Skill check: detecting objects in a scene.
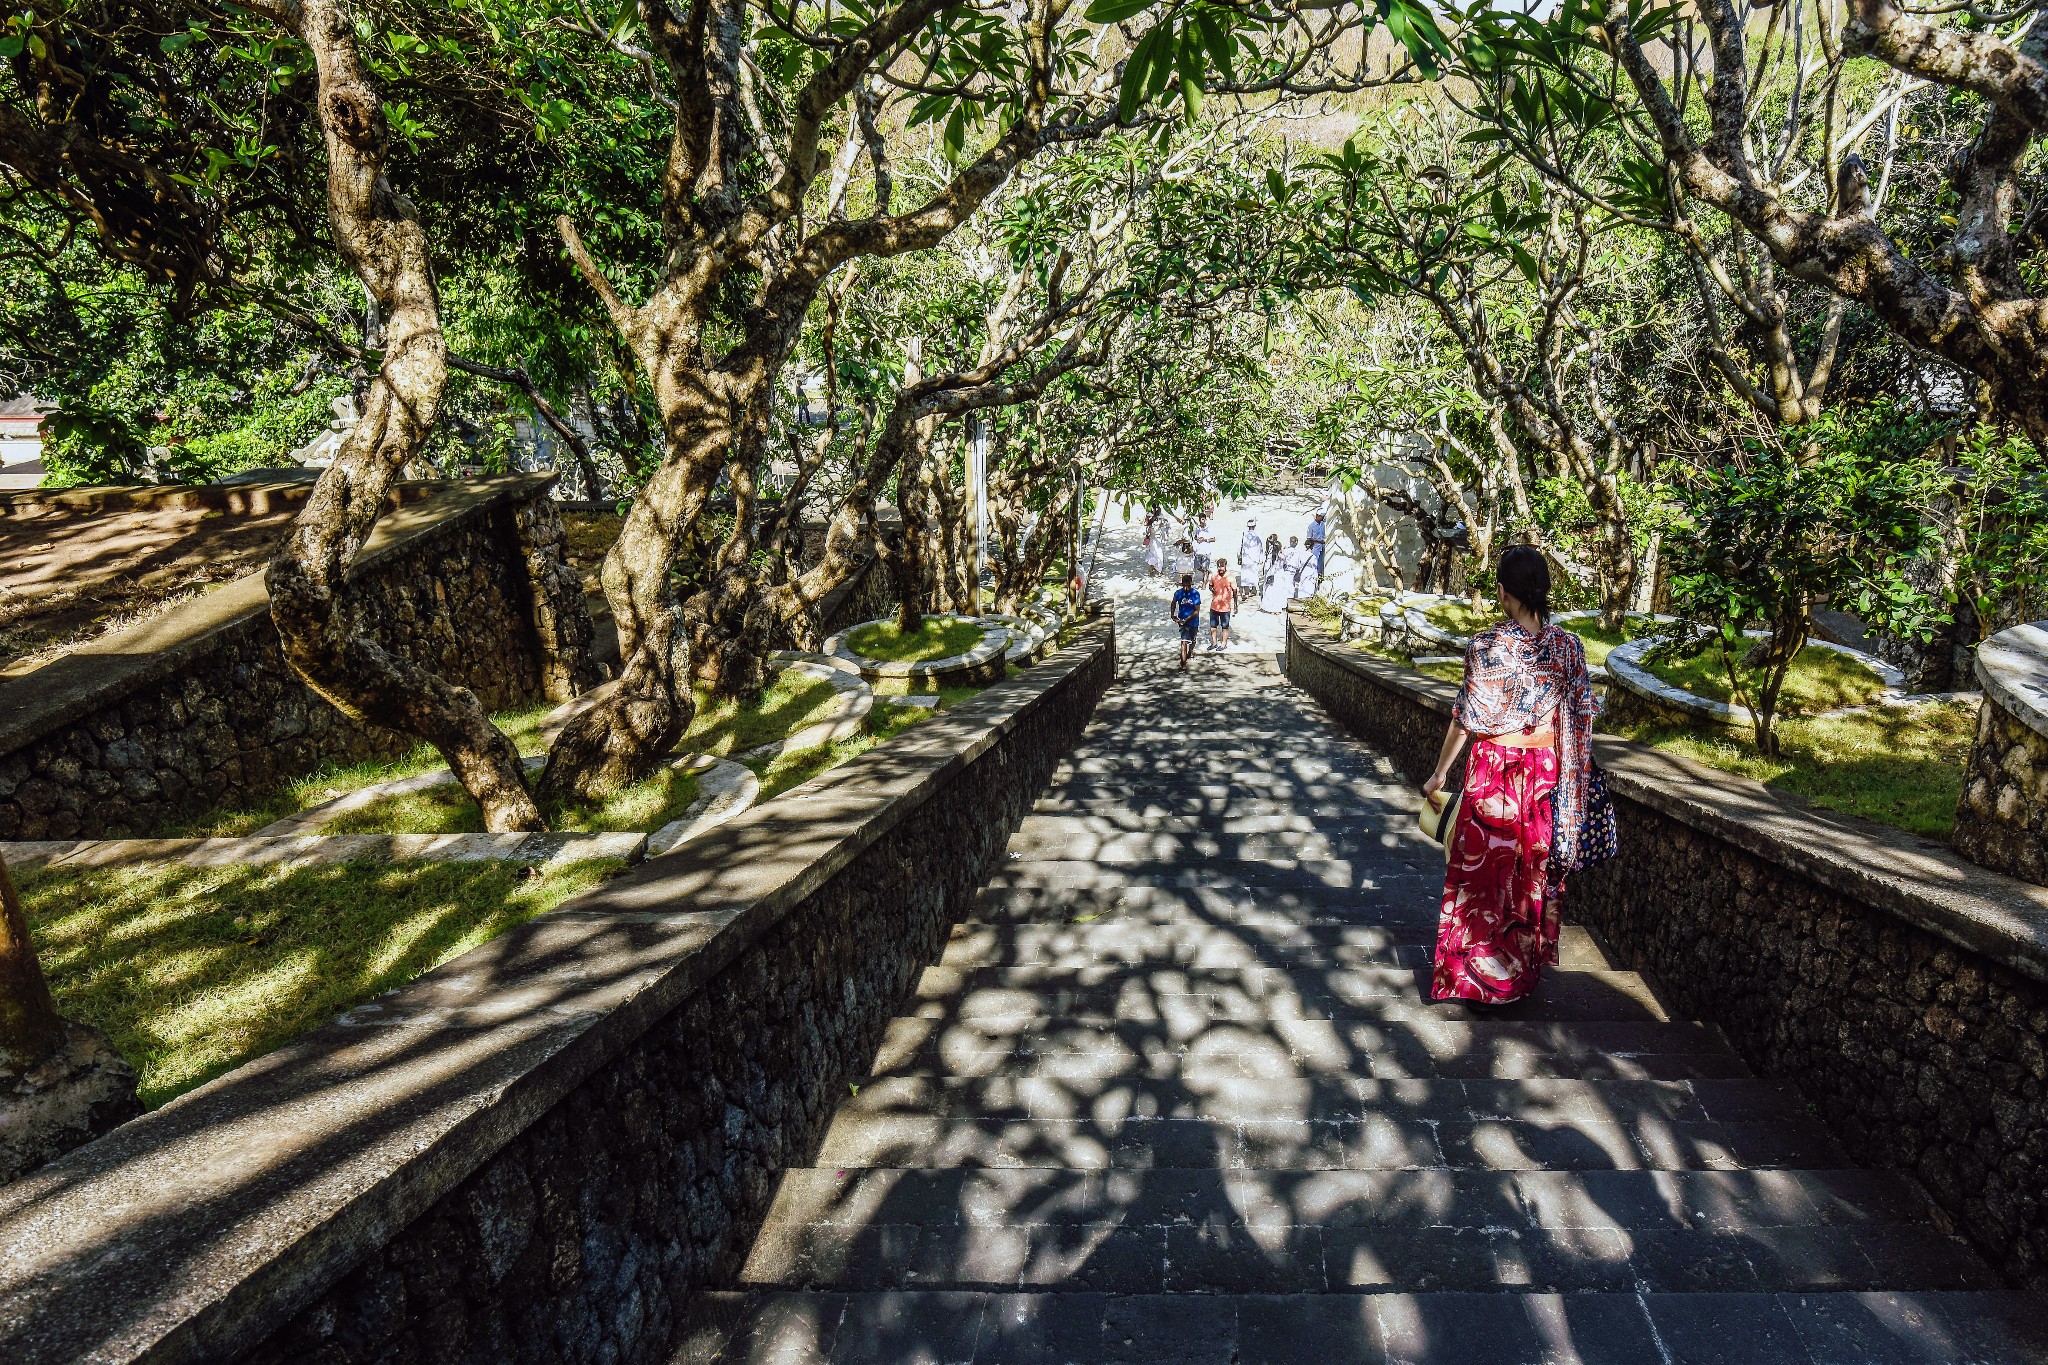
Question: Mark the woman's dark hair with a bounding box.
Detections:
[1496,545,1552,622]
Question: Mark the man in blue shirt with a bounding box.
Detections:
[1171,573,1202,670]
[1305,510,1328,579]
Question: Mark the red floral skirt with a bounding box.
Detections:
[1431,739,1560,1004]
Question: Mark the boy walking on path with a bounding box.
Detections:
[1171,573,1202,670]
[1208,559,1235,651]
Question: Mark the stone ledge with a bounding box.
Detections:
[0,619,1115,1365]
[4,830,648,875]
[0,475,556,757]
[1288,610,2048,986]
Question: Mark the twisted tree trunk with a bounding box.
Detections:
[257,0,542,831]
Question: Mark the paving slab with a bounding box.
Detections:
[690,561,2047,1360]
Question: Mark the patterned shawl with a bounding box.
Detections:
[1453,620,1600,872]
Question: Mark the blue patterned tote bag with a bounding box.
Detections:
[1562,761,1619,873]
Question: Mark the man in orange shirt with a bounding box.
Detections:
[1207,558,1236,652]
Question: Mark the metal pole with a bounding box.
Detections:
[970,415,989,610]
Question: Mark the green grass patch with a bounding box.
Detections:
[321,767,701,835]
[1639,636,1886,715]
[175,669,846,838]
[1559,617,1659,669]
[847,617,985,663]
[1607,701,1975,837]
[747,703,934,801]
[1416,659,1465,684]
[168,702,561,837]
[21,856,624,1106]
[1421,601,1500,636]
[682,670,841,757]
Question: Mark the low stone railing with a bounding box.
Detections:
[1286,608,2048,1288]
[1956,621,2048,887]
[0,475,597,841]
[0,619,1115,1365]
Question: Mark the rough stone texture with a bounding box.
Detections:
[1957,698,2048,888]
[1957,624,2048,889]
[1286,610,2048,1289]
[238,627,1113,1365]
[511,494,607,702]
[0,477,591,840]
[0,1021,142,1183]
[0,623,1114,1365]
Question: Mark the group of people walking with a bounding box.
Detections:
[1144,507,1328,625]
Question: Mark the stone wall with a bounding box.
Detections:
[1287,610,2048,1288]
[0,622,1116,1365]
[1955,622,2048,887]
[0,476,593,840]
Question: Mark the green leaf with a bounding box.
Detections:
[1509,243,1540,285]
[1174,30,1204,120]
[1086,0,1155,21]
[0,35,21,59]
[159,32,194,54]
[1193,11,1234,83]
[1119,25,1166,122]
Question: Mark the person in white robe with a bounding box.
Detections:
[1280,536,1312,603]
[1260,537,1294,612]
[1237,520,1262,596]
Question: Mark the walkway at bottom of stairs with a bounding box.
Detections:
[679,649,2048,1365]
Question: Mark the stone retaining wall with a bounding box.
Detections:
[1286,610,2048,1288]
[0,620,1116,1365]
[0,476,595,840]
[1956,622,2048,887]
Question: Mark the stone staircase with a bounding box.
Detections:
[680,656,2048,1363]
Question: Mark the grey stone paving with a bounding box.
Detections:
[682,653,2048,1363]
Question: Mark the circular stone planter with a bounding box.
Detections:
[822,613,1011,688]
[1605,631,1907,729]
[980,612,1052,665]
[1338,598,1392,642]
[1955,620,2048,884]
[745,652,876,761]
[644,755,758,857]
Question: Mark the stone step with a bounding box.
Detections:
[758,1167,1942,1237]
[1030,795,1394,821]
[938,919,1449,971]
[673,1289,2048,1364]
[1002,825,1420,867]
[964,881,1444,931]
[734,1216,1996,1296]
[1017,810,1420,838]
[869,1015,1755,1082]
[981,859,1445,895]
[839,1074,1804,1127]
[812,1109,1849,1173]
[912,964,1673,1025]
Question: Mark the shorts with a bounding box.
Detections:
[1209,610,1231,628]
[1193,556,1210,573]
[1177,618,1199,641]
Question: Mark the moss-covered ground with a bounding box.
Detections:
[846,617,986,662]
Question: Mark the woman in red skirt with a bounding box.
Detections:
[1420,547,1598,1004]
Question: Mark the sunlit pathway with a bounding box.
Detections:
[1089,494,1321,666]
[682,594,2048,1362]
